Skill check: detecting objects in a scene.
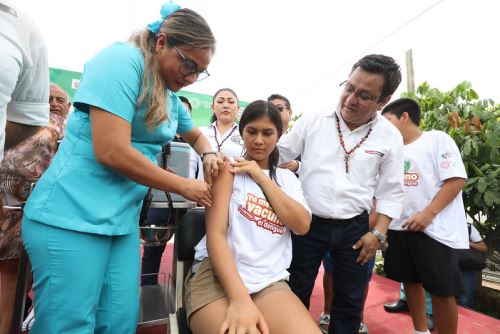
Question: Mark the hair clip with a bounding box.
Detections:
[147,1,181,34]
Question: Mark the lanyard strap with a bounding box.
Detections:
[213,125,237,152]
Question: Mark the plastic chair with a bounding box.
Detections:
[169,208,206,334]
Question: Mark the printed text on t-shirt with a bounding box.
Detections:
[238,193,285,235]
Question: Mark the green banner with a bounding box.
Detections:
[49,67,248,127]
[49,67,81,102]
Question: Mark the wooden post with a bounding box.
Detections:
[406,49,415,93]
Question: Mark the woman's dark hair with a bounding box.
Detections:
[179,95,192,112]
[239,100,283,183]
[210,88,239,123]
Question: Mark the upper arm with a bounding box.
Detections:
[90,106,131,161]
[180,127,203,147]
[206,165,234,238]
[442,176,466,189]
[73,44,142,123]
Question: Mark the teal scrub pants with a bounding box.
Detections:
[22,218,140,334]
[400,282,433,315]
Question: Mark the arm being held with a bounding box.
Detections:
[206,164,269,334]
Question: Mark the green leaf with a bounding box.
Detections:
[483,191,497,207]
[473,192,483,206]
[468,89,479,100]
[463,140,472,156]
[471,140,479,156]
[490,147,498,163]
[467,177,479,183]
[477,178,487,193]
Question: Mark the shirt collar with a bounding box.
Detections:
[332,107,380,133]
[208,121,239,135]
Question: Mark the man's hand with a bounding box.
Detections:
[402,209,435,232]
[353,232,379,265]
[279,160,299,172]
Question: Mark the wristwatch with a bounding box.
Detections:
[370,228,387,244]
[200,151,217,160]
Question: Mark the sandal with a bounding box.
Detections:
[319,312,330,334]
[359,322,369,334]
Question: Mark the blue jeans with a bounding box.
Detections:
[289,213,369,334]
[456,270,476,308]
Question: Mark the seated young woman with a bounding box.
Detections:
[186,100,321,334]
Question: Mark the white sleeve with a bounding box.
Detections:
[189,147,201,179]
[469,224,482,243]
[433,131,467,181]
[278,114,307,164]
[6,15,49,126]
[279,169,311,216]
[375,134,405,220]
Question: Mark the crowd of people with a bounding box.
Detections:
[0,1,490,334]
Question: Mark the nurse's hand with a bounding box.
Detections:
[202,152,224,185]
[180,179,212,207]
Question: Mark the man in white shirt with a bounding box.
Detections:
[382,98,468,334]
[268,94,300,173]
[279,54,404,333]
[0,0,50,160]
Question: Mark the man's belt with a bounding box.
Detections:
[312,211,368,224]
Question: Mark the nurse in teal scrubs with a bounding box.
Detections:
[21,3,219,333]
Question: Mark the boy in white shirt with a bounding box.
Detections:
[382,98,468,334]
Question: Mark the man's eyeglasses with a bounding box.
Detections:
[340,80,381,104]
[275,105,289,113]
[171,44,210,82]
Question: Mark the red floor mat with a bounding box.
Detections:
[145,243,500,334]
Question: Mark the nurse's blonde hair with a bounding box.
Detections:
[129,9,215,129]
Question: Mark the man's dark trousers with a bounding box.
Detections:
[289,213,370,334]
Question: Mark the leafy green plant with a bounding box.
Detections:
[402,82,499,252]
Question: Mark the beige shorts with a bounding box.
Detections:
[184,257,290,323]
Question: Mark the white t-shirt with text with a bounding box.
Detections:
[389,130,468,249]
[194,167,311,294]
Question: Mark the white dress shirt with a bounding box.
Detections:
[0,0,50,159]
[278,108,404,220]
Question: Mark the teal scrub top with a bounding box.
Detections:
[24,42,194,235]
